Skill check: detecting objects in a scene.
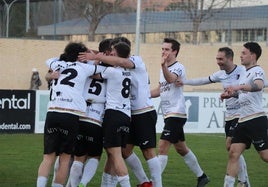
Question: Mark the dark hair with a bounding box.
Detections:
[163,38,180,57]
[218,47,234,59]
[111,37,131,47]
[243,42,262,60]
[60,42,87,62]
[113,42,130,58]
[99,38,112,53]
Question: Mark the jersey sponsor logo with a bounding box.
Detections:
[255,71,263,77]
[122,71,131,76]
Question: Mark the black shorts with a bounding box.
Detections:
[160,117,187,144]
[102,109,131,149]
[43,112,80,155]
[128,110,157,149]
[73,121,103,157]
[232,116,268,151]
[224,118,239,138]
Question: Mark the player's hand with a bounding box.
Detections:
[220,91,230,101]
[78,50,95,62]
[175,78,184,87]
[161,53,169,66]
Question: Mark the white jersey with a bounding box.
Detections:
[159,61,186,118]
[80,62,107,126]
[209,65,245,120]
[46,57,104,116]
[129,56,154,115]
[100,66,131,117]
[238,65,266,122]
[79,103,105,127]
[83,61,107,104]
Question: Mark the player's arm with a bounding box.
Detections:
[78,51,134,69]
[45,69,60,82]
[183,77,211,85]
[176,77,211,86]
[233,79,263,92]
[222,79,264,100]
[150,84,160,98]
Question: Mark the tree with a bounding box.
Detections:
[166,0,232,44]
[165,0,263,45]
[63,0,130,41]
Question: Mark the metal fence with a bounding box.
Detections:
[1,0,268,53]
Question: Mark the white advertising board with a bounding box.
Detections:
[35,91,268,133]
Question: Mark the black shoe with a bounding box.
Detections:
[197,173,210,187]
[237,181,249,187]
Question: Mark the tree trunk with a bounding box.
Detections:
[192,18,200,45]
[88,20,99,41]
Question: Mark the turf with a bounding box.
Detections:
[0,133,267,187]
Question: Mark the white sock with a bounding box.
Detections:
[37,176,47,187]
[101,172,118,187]
[125,152,149,183]
[80,158,99,186]
[224,175,235,187]
[183,150,203,177]
[69,161,84,187]
[147,157,162,187]
[238,155,250,186]
[158,154,168,173]
[52,156,60,182]
[51,182,63,187]
[65,179,71,187]
[118,175,131,187]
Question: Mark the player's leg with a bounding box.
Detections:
[174,141,209,187]
[254,117,268,162]
[123,144,150,184]
[101,161,118,187]
[54,113,80,186]
[79,122,103,187]
[79,156,100,187]
[172,117,209,187]
[69,155,87,187]
[224,143,245,187]
[37,153,57,187]
[37,112,59,187]
[157,117,177,173]
[142,148,162,187]
[225,119,250,186]
[237,155,250,187]
[52,156,59,183]
[158,139,171,173]
[106,147,131,187]
[101,109,131,187]
[53,153,73,186]
[136,110,162,187]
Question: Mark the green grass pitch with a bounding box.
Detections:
[0,133,267,187]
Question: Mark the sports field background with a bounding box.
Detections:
[1,38,268,92]
[0,133,267,187]
[1,37,268,186]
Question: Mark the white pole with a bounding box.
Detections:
[26,0,30,32]
[5,0,19,38]
[135,0,141,56]
[53,0,57,39]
